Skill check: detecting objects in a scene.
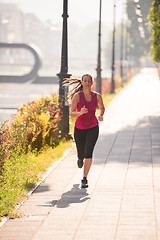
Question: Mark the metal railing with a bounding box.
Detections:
[0,43,41,83]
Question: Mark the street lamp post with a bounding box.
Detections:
[111,0,116,93]
[96,0,102,94]
[120,0,124,86]
[57,0,71,137]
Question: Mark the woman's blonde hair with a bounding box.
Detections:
[62,74,92,100]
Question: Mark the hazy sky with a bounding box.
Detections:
[2,0,124,29]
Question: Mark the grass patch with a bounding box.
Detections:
[0,139,72,218]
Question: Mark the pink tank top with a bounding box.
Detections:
[75,91,98,129]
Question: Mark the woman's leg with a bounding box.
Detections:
[82,126,99,187]
[83,158,92,178]
[74,127,86,167]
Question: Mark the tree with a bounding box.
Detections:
[148,0,160,63]
[126,0,152,65]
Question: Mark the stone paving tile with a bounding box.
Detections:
[118,219,155,226]
[33,234,74,240]
[0,230,33,237]
[75,230,114,240]
[39,221,79,230]
[0,238,30,240]
[34,233,75,240]
[116,233,157,240]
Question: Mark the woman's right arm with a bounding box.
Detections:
[70,93,88,118]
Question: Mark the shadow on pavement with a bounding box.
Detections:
[34,184,50,193]
[94,115,160,166]
[51,184,90,208]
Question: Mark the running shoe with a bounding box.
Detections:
[81,177,88,188]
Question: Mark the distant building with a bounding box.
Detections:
[0,3,61,74]
[0,3,24,42]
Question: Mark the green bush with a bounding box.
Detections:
[13,94,61,151]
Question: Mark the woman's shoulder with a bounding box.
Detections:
[73,92,80,102]
[92,91,102,101]
[91,91,100,96]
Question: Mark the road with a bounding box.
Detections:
[0,82,59,124]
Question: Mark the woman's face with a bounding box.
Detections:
[82,75,93,89]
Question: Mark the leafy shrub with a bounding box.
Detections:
[16,94,61,151]
[0,94,61,168]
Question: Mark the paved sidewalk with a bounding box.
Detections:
[1,68,160,240]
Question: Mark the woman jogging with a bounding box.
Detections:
[63,74,105,188]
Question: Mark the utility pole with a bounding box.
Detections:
[96,0,102,94]
[111,0,116,93]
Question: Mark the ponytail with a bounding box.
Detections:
[62,78,83,100]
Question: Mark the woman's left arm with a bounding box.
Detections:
[97,93,105,121]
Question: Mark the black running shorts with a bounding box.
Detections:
[74,126,99,159]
